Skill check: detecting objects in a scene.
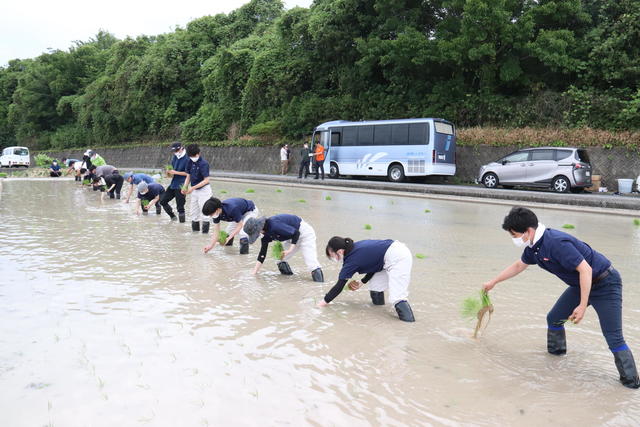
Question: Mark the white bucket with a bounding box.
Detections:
[617,179,634,193]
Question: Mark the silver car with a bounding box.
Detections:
[478,147,592,193]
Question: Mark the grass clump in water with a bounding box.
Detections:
[276,189,282,193]
[220,190,227,194]
[634,219,640,226]
[364,224,372,230]
[461,290,494,338]
[424,209,431,213]
[562,224,575,229]
[246,188,255,193]
[272,241,284,260]
[298,199,306,203]
[369,205,373,210]
[415,253,426,259]
[218,230,229,245]
[325,195,332,200]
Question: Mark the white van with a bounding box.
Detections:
[0,146,30,167]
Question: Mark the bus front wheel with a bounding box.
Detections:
[388,164,405,183]
[329,163,339,179]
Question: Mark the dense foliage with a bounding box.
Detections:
[1,0,639,150]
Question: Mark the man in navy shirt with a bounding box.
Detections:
[49,160,62,177]
[136,181,165,216]
[483,206,639,388]
[160,141,189,222]
[202,197,260,255]
[243,214,324,282]
[123,172,155,203]
[182,144,212,233]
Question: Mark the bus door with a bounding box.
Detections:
[433,121,456,164]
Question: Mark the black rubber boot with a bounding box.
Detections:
[201,221,210,234]
[155,205,162,215]
[116,193,121,199]
[614,349,640,389]
[169,213,177,221]
[311,268,324,282]
[109,192,115,199]
[191,221,200,232]
[547,328,567,355]
[370,291,385,305]
[178,213,186,223]
[277,261,294,275]
[239,238,249,254]
[225,237,235,246]
[394,300,415,322]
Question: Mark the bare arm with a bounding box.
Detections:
[483,260,529,292]
[204,223,220,253]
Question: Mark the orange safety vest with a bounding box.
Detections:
[314,144,325,161]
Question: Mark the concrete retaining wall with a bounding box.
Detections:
[35,145,640,187]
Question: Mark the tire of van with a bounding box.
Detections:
[482,172,499,189]
[552,176,570,193]
[329,163,339,179]
[387,164,405,183]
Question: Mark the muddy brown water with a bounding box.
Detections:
[1,178,640,426]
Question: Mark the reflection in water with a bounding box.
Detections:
[1,179,640,425]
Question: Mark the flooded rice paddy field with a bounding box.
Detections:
[1,178,640,426]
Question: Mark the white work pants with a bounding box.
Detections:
[224,207,261,239]
[282,220,321,271]
[366,241,412,304]
[189,185,212,222]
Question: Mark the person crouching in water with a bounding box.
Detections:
[483,206,639,388]
[202,197,260,255]
[182,144,212,234]
[135,181,165,216]
[243,214,324,282]
[92,173,124,200]
[318,237,415,322]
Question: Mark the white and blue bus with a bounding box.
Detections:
[311,118,456,182]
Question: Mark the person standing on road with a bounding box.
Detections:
[313,141,326,180]
[482,206,640,389]
[243,214,324,282]
[298,142,310,179]
[160,142,189,223]
[318,237,416,322]
[182,144,212,233]
[280,144,289,175]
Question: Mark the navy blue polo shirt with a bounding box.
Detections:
[187,157,210,186]
[213,198,256,224]
[137,182,165,200]
[51,163,60,171]
[261,214,302,242]
[169,154,188,189]
[521,228,611,286]
[339,239,394,280]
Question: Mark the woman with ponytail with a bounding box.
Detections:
[318,236,415,322]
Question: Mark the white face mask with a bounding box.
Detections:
[512,233,529,248]
[211,212,220,219]
[189,156,198,162]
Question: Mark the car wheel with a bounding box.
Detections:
[482,173,498,189]
[387,164,405,183]
[552,176,570,193]
[329,163,339,179]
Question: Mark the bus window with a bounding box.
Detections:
[435,122,454,135]
[330,129,342,146]
[343,127,357,146]
[408,123,428,145]
[373,125,391,145]
[357,126,374,146]
[392,124,409,145]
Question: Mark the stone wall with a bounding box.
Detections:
[35,144,640,186]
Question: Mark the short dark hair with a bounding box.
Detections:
[186,144,200,157]
[325,236,355,258]
[92,176,101,183]
[88,165,97,171]
[80,168,87,174]
[502,207,538,233]
[202,197,222,216]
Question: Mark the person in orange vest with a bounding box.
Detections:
[313,141,326,180]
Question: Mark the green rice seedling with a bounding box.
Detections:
[364,224,372,230]
[562,224,575,229]
[369,205,373,210]
[246,188,255,193]
[181,185,188,192]
[424,209,431,213]
[141,199,149,207]
[164,165,173,170]
[220,190,227,194]
[276,189,282,193]
[461,290,495,338]
[218,230,229,245]
[461,295,483,319]
[415,253,426,259]
[298,199,306,203]
[272,241,284,260]
[82,179,90,185]
[634,219,640,226]
[325,196,332,200]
